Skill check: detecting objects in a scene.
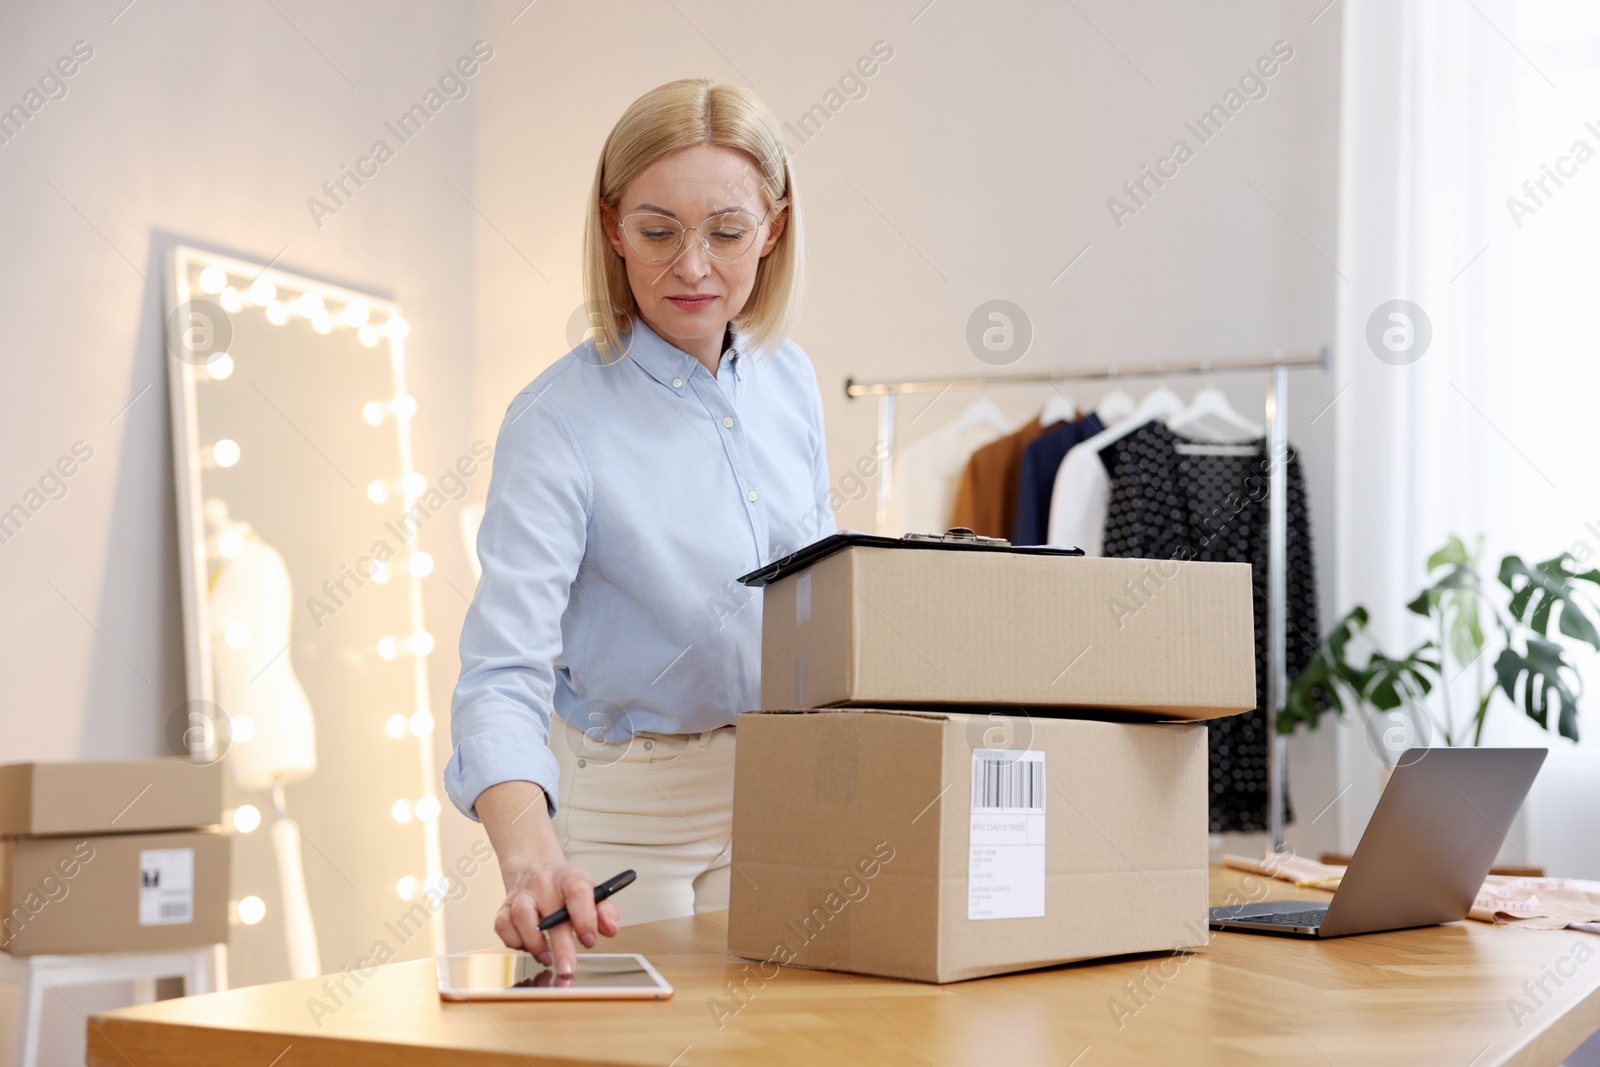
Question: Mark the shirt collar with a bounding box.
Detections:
[625,318,744,387]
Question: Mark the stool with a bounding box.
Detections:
[0,945,226,1067]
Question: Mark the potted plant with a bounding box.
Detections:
[1283,535,1599,760]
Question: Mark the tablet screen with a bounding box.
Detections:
[438,952,673,1000]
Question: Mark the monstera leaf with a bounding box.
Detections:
[1281,607,1370,734]
[1407,535,1488,670]
[1495,635,1581,741]
[1499,553,1600,650]
[1364,645,1441,710]
[1279,608,1440,735]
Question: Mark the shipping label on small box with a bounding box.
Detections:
[138,848,195,926]
[968,749,1046,921]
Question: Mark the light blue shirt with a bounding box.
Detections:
[444,318,835,819]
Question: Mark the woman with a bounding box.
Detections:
[445,79,834,978]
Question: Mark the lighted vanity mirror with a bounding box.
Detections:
[164,247,444,986]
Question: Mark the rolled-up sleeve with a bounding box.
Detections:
[444,389,592,821]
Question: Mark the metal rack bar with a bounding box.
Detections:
[846,345,1328,854]
[844,348,1328,398]
[1267,364,1290,856]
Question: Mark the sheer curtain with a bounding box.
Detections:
[1335,0,1600,876]
[1501,1,1600,878]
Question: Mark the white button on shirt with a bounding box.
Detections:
[445,319,835,819]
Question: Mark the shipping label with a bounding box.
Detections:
[968,749,1046,920]
[138,848,195,926]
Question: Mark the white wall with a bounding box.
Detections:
[0,2,483,1062]
[468,0,1344,933]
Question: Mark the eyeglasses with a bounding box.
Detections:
[618,210,769,263]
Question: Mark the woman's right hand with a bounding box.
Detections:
[494,862,622,976]
[475,780,619,977]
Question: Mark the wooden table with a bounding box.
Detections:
[87,866,1600,1066]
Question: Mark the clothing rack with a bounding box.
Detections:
[845,347,1330,854]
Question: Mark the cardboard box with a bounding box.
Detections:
[759,546,1256,718]
[1,830,230,955]
[0,758,223,837]
[728,708,1210,983]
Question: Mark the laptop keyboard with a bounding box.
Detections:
[1229,908,1328,928]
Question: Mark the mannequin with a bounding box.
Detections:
[206,500,321,979]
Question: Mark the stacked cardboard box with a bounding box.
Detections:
[0,758,229,955]
[728,544,1256,983]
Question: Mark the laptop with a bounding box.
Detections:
[1209,747,1546,938]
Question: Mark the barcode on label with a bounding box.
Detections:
[971,750,1045,813]
[160,901,191,921]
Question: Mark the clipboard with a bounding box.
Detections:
[736,528,1085,588]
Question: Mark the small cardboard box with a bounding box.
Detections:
[1,830,230,955]
[0,758,223,837]
[759,546,1256,718]
[728,708,1210,983]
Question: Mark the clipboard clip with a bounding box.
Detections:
[900,527,1012,547]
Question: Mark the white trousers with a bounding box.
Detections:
[550,716,736,927]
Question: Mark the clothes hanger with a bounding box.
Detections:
[1097,387,1137,425]
[1038,390,1079,428]
[1061,382,1185,461]
[1168,378,1263,444]
[951,397,1013,436]
[1138,385,1186,425]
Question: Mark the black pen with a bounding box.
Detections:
[536,869,636,932]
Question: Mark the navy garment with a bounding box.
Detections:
[1009,412,1104,546]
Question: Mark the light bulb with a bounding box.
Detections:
[377,635,399,661]
[298,292,326,319]
[199,265,227,294]
[362,401,384,426]
[384,316,410,341]
[230,714,256,742]
[358,324,381,348]
[369,559,391,584]
[391,798,412,824]
[390,394,417,419]
[385,713,408,739]
[220,286,244,313]
[237,895,266,925]
[402,472,426,498]
[409,710,434,736]
[265,301,289,326]
[409,631,435,656]
[232,804,261,833]
[206,352,234,381]
[249,278,275,306]
[217,529,246,560]
[212,439,241,468]
[222,621,251,649]
[342,301,370,327]
[367,480,389,504]
[414,795,441,821]
[396,876,418,900]
[311,314,333,335]
[408,552,434,578]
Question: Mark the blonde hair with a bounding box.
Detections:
[582,79,802,360]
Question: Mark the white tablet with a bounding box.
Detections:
[437,951,674,1001]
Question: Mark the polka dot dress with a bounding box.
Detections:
[1100,422,1320,834]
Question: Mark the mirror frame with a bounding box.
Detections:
[163,245,445,957]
